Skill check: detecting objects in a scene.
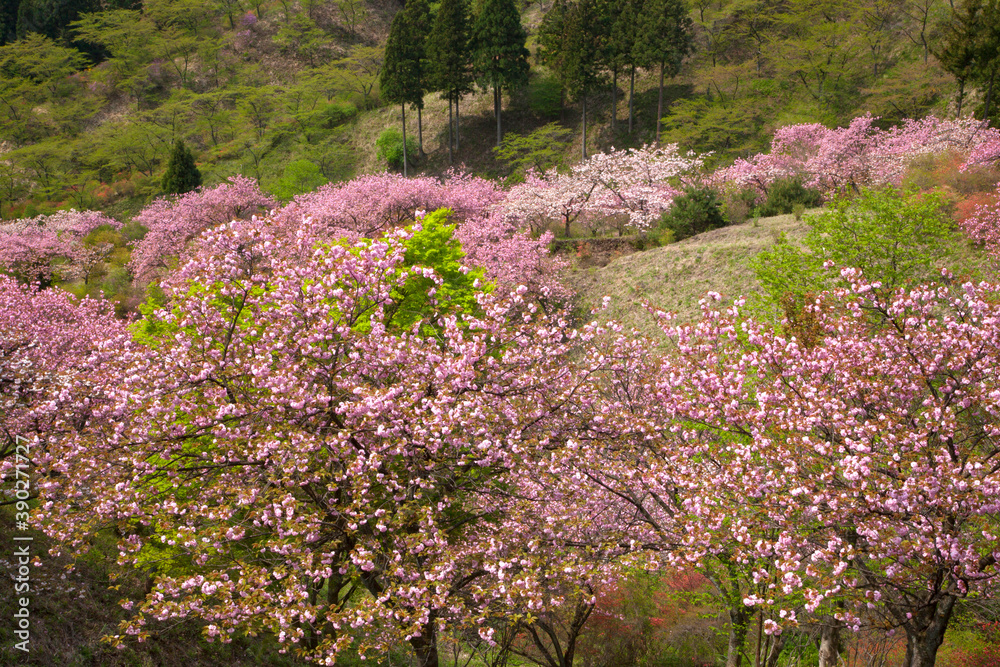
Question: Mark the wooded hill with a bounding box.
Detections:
[0,0,996,218]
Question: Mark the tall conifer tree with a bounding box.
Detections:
[635,0,693,142]
[471,0,529,147]
[405,0,431,154]
[427,0,474,163]
[608,0,644,134]
[162,140,201,195]
[380,8,423,176]
[540,0,605,158]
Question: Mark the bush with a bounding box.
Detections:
[902,151,1000,196]
[756,177,822,217]
[721,187,760,225]
[659,186,728,242]
[528,72,563,118]
[269,159,329,200]
[321,101,358,128]
[375,128,418,171]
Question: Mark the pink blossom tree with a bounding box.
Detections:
[272,171,504,242]
[129,176,275,284]
[0,209,121,285]
[712,115,1000,199]
[502,145,703,237]
[554,278,1000,667]
[960,183,1000,255]
[0,277,123,480]
[35,212,598,666]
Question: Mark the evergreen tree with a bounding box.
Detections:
[934,0,997,119]
[404,0,431,155]
[162,139,201,194]
[539,0,605,158]
[635,0,693,142]
[1,0,20,45]
[15,0,97,41]
[427,0,474,164]
[607,0,644,134]
[471,0,529,147]
[380,8,424,176]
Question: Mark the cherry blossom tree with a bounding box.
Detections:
[272,171,504,242]
[712,115,1000,198]
[502,145,703,237]
[34,211,599,666]
[0,277,123,480]
[129,175,275,284]
[0,209,121,285]
[960,182,1000,255]
[552,277,1000,667]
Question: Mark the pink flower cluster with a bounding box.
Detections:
[712,115,1000,197]
[129,176,276,283]
[0,209,120,283]
[503,144,703,235]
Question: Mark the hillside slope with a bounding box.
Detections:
[567,213,808,335]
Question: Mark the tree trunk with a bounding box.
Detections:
[628,65,636,134]
[611,67,618,134]
[763,631,786,667]
[656,61,665,144]
[401,103,408,178]
[901,595,957,667]
[410,617,440,667]
[417,104,424,155]
[447,97,454,165]
[581,95,587,160]
[726,606,751,667]
[456,96,460,151]
[957,80,966,118]
[495,85,502,147]
[984,72,996,121]
[817,621,840,667]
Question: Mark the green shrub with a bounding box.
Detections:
[375,128,418,170]
[751,187,968,318]
[756,177,822,217]
[269,159,329,200]
[321,101,358,128]
[528,72,563,118]
[722,187,759,225]
[659,186,728,242]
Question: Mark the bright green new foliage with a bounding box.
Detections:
[387,208,489,334]
[752,187,969,315]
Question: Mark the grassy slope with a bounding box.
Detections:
[566,213,809,337]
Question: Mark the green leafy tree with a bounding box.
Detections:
[470,0,529,147]
[388,208,488,334]
[70,9,156,106]
[752,187,973,319]
[493,121,572,176]
[269,159,328,200]
[380,8,424,175]
[635,0,694,142]
[161,139,201,195]
[0,33,87,144]
[427,0,474,163]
